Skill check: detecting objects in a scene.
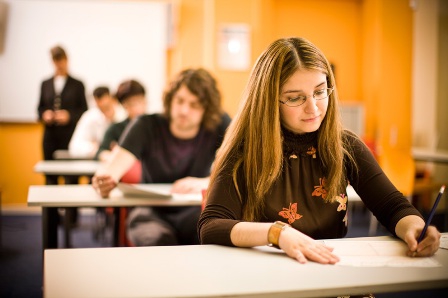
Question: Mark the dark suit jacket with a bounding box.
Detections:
[37,75,88,160]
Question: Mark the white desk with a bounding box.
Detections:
[33,160,102,248]
[53,149,95,160]
[412,148,448,164]
[28,184,201,250]
[34,160,102,176]
[28,184,202,208]
[44,235,448,298]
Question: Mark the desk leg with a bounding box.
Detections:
[64,208,73,248]
[42,207,58,249]
[113,208,120,246]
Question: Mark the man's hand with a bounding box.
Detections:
[92,175,117,198]
[42,110,54,124]
[54,109,70,125]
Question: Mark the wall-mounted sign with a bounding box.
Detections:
[218,24,251,71]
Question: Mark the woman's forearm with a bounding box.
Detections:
[230,222,272,247]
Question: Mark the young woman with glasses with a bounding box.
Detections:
[198,37,440,266]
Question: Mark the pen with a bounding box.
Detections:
[417,185,445,243]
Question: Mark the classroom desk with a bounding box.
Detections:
[33,160,103,248]
[412,147,448,164]
[53,149,95,160]
[28,184,201,251]
[43,235,448,298]
[33,160,102,176]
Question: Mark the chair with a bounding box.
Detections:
[118,160,142,246]
[201,189,207,210]
[98,160,142,246]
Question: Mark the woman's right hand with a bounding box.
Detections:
[278,227,340,264]
[92,175,117,198]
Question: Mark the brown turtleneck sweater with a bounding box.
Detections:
[198,129,422,246]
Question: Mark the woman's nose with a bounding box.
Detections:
[303,97,318,113]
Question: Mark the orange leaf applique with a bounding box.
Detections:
[312,177,327,199]
[307,146,317,158]
[335,194,347,211]
[278,202,303,224]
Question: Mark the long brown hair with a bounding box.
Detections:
[210,37,355,221]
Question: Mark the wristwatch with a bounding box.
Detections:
[267,221,290,249]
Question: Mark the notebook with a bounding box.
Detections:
[117,183,172,198]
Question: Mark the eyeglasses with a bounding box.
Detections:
[279,88,333,107]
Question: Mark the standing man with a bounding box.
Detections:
[92,68,231,246]
[37,45,87,249]
[37,45,88,185]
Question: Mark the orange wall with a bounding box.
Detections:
[0,123,45,205]
[0,0,414,206]
[361,0,413,154]
[273,0,363,103]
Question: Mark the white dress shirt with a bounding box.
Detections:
[68,103,127,158]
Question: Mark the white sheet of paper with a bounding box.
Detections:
[117,183,202,202]
[440,235,448,250]
[322,240,441,267]
[117,183,171,198]
[95,147,137,182]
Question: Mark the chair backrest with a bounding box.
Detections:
[120,160,142,184]
[201,189,207,210]
[379,149,415,198]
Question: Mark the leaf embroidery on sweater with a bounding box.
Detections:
[278,202,303,224]
[307,146,317,158]
[335,194,347,211]
[312,177,327,199]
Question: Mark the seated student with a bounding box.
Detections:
[198,37,440,266]
[92,68,231,246]
[92,80,147,240]
[68,86,127,159]
[95,79,147,165]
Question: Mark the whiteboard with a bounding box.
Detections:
[0,0,167,122]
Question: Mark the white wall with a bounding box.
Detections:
[0,0,168,122]
[412,0,439,149]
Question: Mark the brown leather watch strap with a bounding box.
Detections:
[267,221,289,249]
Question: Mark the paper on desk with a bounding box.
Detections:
[440,235,448,250]
[322,240,441,267]
[117,183,171,198]
[95,148,136,182]
[117,183,202,202]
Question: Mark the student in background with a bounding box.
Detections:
[37,45,87,185]
[92,68,231,246]
[198,37,440,265]
[68,86,127,159]
[95,79,147,164]
[92,80,146,242]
